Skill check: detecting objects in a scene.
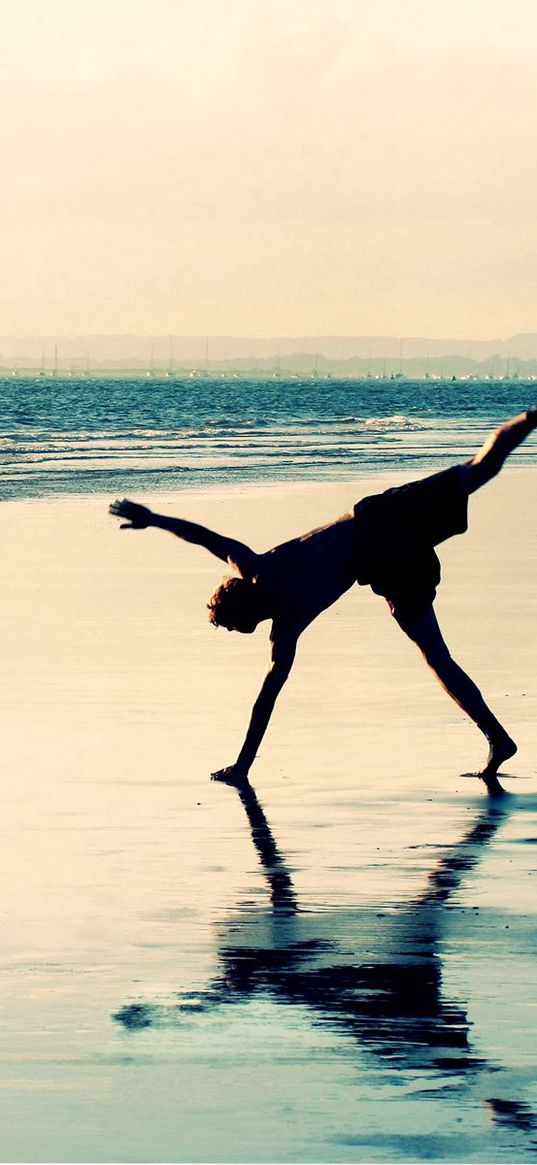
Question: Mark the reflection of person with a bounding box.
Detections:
[206,784,507,1067]
[114,781,508,1078]
[110,410,536,791]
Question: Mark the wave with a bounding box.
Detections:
[1,378,535,500]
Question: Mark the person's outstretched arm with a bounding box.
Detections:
[211,624,298,786]
[109,497,258,578]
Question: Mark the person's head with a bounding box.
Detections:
[207,576,266,634]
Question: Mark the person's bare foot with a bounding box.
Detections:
[476,732,517,795]
[210,763,250,788]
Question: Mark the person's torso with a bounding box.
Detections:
[256,513,356,630]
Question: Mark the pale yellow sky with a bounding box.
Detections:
[1,0,536,337]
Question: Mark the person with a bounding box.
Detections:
[109,410,536,794]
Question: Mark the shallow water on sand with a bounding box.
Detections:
[3,765,537,1164]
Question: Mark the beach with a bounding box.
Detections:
[1,467,536,1162]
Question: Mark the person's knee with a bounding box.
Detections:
[467,450,501,491]
[459,460,484,494]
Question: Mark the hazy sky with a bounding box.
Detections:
[2,0,536,337]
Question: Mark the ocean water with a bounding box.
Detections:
[1,376,535,500]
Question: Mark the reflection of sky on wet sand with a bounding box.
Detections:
[115,787,537,1162]
[3,771,537,1162]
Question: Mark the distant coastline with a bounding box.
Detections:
[2,368,536,382]
[2,331,537,380]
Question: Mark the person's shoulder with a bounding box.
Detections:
[255,540,297,583]
[227,543,259,580]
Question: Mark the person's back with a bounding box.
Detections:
[255,512,356,631]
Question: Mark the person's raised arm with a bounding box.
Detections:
[211,624,298,786]
[109,497,258,579]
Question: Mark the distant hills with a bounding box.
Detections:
[1,333,537,378]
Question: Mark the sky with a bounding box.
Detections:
[1,0,536,337]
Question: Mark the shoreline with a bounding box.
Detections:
[2,455,536,506]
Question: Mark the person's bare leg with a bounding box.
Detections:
[461,409,537,492]
[396,606,516,793]
[391,412,535,791]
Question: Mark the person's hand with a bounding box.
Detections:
[109,498,153,529]
[210,763,250,787]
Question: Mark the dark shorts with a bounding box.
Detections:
[353,465,469,625]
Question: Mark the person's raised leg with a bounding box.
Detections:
[461,409,537,493]
[394,605,516,794]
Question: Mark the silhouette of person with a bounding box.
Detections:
[110,410,536,792]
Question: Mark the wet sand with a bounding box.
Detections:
[1,470,537,1163]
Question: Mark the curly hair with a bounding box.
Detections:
[207,576,260,631]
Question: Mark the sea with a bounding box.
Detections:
[1,375,535,501]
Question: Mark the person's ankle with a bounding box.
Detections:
[479,717,506,744]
